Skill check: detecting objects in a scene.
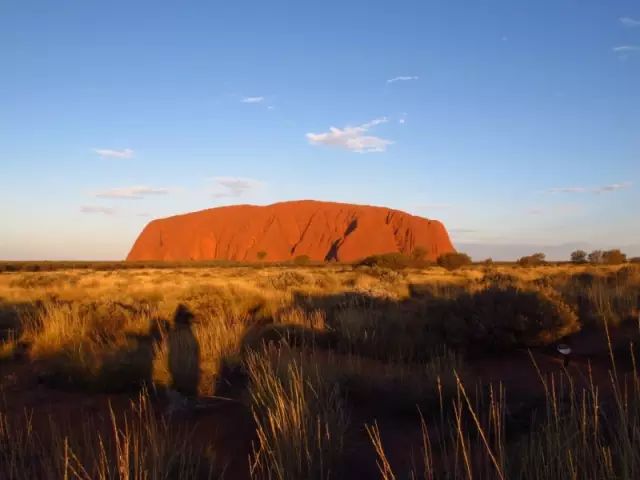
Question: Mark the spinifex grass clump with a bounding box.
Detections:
[246,346,348,480]
[18,302,158,391]
[367,374,508,480]
[516,350,640,479]
[368,349,640,480]
[0,390,222,480]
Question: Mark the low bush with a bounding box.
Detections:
[517,253,546,267]
[426,286,579,349]
[602,249,627,265]
[357,252,413,270]
[437,252,472,271]
[570,249,588,264]
[260,271,313,290]
[411,246,428,262]
[293,254,312,265]
[358,266,408,283]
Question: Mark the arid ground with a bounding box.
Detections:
[1,262,639,479]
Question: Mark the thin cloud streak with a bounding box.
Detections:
[547,187,588,193]
[210,176,264,198]
[613,45,640,52]
[387,76,419,83]
[306,117,393,153]
[80,205,116,215]
[241,96,264,103]
[95,186,171,199]
[594,182,633,193]
[93,148,134,159]
[620,17,640,27]
[547,182,632,194]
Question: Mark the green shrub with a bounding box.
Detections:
[517,252,546,267]
[437,252,472,271]
[411,246,428,262]
[293,254,311,265]
[570,250,587,264]
[588,250,604,264]
[602,249,627,265]
[357,252,412,270]
[427,286,580,349]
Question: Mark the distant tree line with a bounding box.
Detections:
[357,249,473,271]
[517,252,547,267]
[570,249,628,265]
[514,249,635,267]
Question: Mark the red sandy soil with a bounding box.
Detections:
[126,200,455,262]
[0,361,255,478]
[0,327,636,479]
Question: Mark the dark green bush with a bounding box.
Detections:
[588,250,604,264]
[357,253,412,270]
[293,255,311,265]
[437,252,472,271]
[426,286,580,349]
[570,250,587,264]
[517,252,546,267]
[411,246,428,262]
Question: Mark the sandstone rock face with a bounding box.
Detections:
[126,200,455,262]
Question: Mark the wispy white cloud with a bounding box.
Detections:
[387,76,419,84]
[241,96,265,104]
[306,117,393,153]
[80,205,116,215]
[593,182,633,193]
[93,148,134,159]
[210,176,264,198]
[620,17,640,27]
[613,45,640,53]
[547,186,588,194]
[547,182,632,194]
[95,186,171,199]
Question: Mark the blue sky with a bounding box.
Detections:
[1,0,638,260]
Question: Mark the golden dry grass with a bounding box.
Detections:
[0,262,638,479]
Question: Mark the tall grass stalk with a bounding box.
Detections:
[246,347,348,480]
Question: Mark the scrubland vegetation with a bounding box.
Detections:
[0,261,639,478]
